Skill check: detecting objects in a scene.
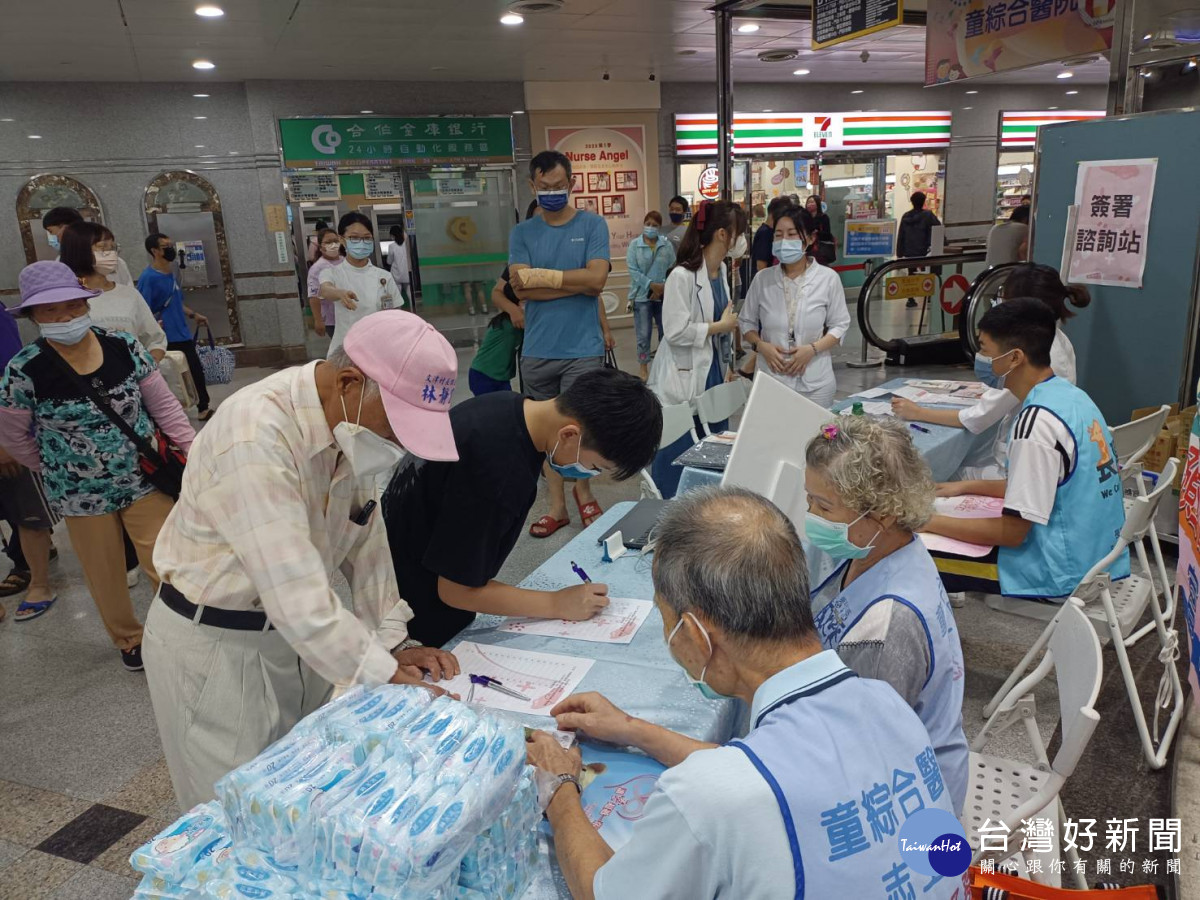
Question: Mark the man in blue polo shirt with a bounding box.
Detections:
[136,232,213,420]
[527,486,966,900]
[508,150,612,539]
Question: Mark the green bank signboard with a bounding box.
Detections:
[279,116,514,169]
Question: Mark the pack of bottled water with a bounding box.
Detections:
[130,684,539,899]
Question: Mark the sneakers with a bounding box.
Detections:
[121,644,144,672]
[126,568,140,589]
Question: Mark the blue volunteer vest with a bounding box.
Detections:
[811,538,969,816]
[731,665,967,900]
[999,376,1130,598]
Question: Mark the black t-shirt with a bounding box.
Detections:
[751,223,775,270]
[382,391,544,647]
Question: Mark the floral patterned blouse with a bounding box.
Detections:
[0,329,158,517]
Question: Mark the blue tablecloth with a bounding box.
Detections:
[677,376,994,492]
[448,501,742,898]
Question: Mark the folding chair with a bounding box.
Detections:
[966,599,1102,891]
[1111,404,1172,645]
[694,380,748,437]
[639,402,698,500]
[981,459,1182,769]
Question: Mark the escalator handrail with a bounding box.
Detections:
[957,262,1024,360]
[856,251,988,354]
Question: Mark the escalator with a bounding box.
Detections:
[957,262,1023,359]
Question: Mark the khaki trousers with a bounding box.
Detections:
[63,491,174,651]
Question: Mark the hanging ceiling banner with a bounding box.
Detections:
[812,0,903,49]
[925,0,1114,86]
[1000,110,1105,148]
[675,112,952,156]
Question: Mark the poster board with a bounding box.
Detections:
[812,0,902,49]
[1065,158,1156,289]
[844,219,896,257]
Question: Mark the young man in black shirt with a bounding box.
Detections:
[382,367,662,647]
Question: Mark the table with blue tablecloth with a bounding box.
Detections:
[448,501,741,898]
[676,376,996,494]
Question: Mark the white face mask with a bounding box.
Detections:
[93,250,119,275]
[333,387,407,479]
[729,234,748,260]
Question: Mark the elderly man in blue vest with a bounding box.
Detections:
[526,485,966,900]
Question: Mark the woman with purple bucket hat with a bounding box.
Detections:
[0,261,195,671]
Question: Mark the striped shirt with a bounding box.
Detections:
[152,361,411,688]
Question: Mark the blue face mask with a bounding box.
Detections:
[47,233,60,251]
[667,612,728,701]
[643,226,659,240]
[39,313,93,346]
[772,238,807,264]
[546,436,601,480]
[346,238,374,260]
[536,190,569,213]
[804,510,879,560]
[974,349,1014,390]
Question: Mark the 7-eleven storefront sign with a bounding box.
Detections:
[1000,110,1105,149]
[675,111,952,156]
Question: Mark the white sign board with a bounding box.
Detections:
[287,173,340,202]
[1066,158,1156,289]
[365,171,405,199]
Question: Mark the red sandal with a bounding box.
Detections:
[529,514,570,538]
[572,485,604,527]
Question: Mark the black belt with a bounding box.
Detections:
[159,581,275,632]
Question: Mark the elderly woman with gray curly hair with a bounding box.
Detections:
[803,414,969,815]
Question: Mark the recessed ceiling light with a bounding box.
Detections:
[963,106,973,110]
[512,110,526,114]
[965,90,978,94]
[763,109,773,112]
[1048,106,1058,109]
[737,23,760,33]
[1066,89,1079,95]
[1057,71,1073,79]
[192,60,215,70]
[792,68,810,76]
[1143,32,1153,40]
[193,93,209,98]
[500,13,524,25]
[0,118,13,122]
[361,110,374,114]
[851,89,864,94]
[28,134,41,139]
[195,5,224,16]
[195,144,205,148]
[194,115,207,120]
[228,150,239,155]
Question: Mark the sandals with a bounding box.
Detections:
[529,515,570,539]
[0,569,31,597]
[573,485,604,528]
[15,595,57,622]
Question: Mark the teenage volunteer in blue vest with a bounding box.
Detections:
[526,486,966,900]
[923,296,1129,598]
[804,415,968,814]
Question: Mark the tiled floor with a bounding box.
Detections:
[0,299,1186,897]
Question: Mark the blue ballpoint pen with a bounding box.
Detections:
[468,674,529,701]
[571,561,592,583]
[909,423,931,434]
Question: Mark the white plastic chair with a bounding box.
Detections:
[966,598,1101,891]
[695,380,748,437]
[639,402,698,499]
[981,459,1183,769]
[1112,404,1173,644]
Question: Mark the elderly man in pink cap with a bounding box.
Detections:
[145,309,462,808]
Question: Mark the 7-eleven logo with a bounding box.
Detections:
[813,116,834,148]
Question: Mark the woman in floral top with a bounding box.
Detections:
[0,262,194,671]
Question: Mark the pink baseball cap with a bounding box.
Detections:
[342,310,459,462]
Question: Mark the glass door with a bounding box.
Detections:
[407,166,515,330]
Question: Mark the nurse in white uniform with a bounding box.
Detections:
[893,262,1088,479]
[739,205,850,409]
[319,212,404,355]
[804,415,969,815]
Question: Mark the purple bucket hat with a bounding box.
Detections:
[10,261,99,317]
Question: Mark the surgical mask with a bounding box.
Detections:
[161,246,177,263]
[94,250,119,275]
[669,213,685,225]
[730,234,748,259]
[773,238,807,265]
[321,242,342,259]
[536,190,569,213]
[334,390,407,479]
[47,233,60,251]
[546,435,601,480]
[974,349,1015,390]
[39,313,93,346]
[346,239,374,260]
[643,226,659,240]
[804,510,880,560]
[667,613,728,701]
